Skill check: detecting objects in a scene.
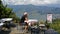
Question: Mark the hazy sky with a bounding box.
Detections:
[2,0,60,5]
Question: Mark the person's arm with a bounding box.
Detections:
[24,17,28,23]
[25,17,28,21]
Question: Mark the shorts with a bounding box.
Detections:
[21,22,28,26]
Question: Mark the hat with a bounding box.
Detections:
[24,12,28,15]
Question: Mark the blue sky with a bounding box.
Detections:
[1,0,60,5]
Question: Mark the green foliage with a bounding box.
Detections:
[49,18,60,34]
[0,0,20,23]
[45,18,60,34]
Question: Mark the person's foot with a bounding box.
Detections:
[24,30,28,33]
[26,31,28,33]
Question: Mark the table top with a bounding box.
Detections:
[0,23,4,26]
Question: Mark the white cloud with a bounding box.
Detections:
[2,0,60,5]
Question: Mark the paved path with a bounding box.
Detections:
[10,25,31,34]
[10,25,44,34]
[0,24,44,34]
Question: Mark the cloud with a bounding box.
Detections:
[2,0,60,5]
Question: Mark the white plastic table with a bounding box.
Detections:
[27,19,38,26]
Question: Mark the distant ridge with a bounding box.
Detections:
[7,5,60,21]
[7,5,60,14]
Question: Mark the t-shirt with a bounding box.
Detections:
[20,15,26,23]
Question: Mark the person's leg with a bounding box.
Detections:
[25,26,28,30]
[24,22,28,30]
[24,24,29,33]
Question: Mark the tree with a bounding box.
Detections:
[0,0,20,23]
